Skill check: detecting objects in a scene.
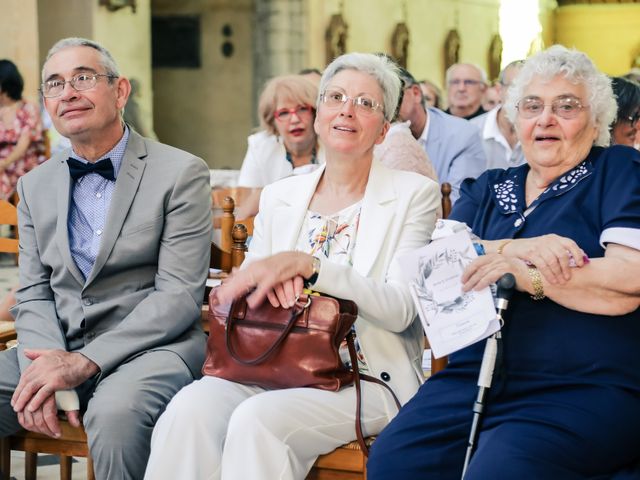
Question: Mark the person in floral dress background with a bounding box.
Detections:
[0,59,46,201]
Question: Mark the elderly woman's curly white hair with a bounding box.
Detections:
[504,45,617,147]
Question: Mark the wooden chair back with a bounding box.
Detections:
[210,196,249,273]
[440,182,452,220]
[211,186,253,209]
[0,200,19,257]
[430,182,453,377]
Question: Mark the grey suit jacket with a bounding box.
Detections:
[424,107,486,204]
[11,131,211,379]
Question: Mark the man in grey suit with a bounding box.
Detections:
[0,38,211,479]
[398,67,486,204]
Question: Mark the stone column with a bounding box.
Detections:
[252,0,307,124]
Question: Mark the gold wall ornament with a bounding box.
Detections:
[444,29,461,73]
[99,0,136,13]
[325,14,348,64]
[390,22,410,68]
[488,34,502,81]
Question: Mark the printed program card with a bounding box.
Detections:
[399,229,499,358]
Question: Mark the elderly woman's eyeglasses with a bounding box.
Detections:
[516,97,588,120]
[320,90,383,116]
[623,111,640,127]
[41,73,118,98]
[274,105,314,122]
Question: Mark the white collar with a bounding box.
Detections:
[419,109,430,145]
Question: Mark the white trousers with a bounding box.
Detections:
[144,376,395,480]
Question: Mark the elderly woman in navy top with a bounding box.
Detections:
[368,45,640,479]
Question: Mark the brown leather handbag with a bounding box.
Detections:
[203,291,357,390]
[202,288,400,455]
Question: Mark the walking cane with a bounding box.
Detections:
[461,273,516,478]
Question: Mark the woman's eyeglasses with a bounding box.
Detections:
[274,105,315,122]
[516,96,589,120]
[320,90,383,116]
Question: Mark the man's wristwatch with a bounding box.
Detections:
[304,256,321,288]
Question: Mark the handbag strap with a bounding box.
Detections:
[346,332,401,457]
[225,299,308,365]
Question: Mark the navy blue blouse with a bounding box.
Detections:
[449,145,640,393]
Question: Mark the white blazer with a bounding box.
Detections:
[246,159,441,415]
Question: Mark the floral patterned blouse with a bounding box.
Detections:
[295,200,368,370]
[0,101,46,200]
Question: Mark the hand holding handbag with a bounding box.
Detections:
[203,288,400,455]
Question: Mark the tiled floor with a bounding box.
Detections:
[0,256,90,480]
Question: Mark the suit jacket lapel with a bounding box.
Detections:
[54,152,85,285]
[352,160,396,277]
[85,132,147,286]
[271,165,325,252]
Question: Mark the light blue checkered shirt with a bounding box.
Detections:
[68,127,129,280]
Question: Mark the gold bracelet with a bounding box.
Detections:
[496,240,512,255]
[527,266,545,300]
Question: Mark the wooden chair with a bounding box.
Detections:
[211,186,254,234]
[0,329,94,480]
[211,195,251,271]
[204,195,250,332]
[0,419,94,480]
[0,199,19,264]
[211,186,253,210]
[0,322,16,348]
[0,199,19,354]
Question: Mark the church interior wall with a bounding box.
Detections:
[554,3,640,76]
[307,0,501,99]
[1,0,41,104]
[152,0,254,169]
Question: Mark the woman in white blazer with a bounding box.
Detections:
[145,53,441,480]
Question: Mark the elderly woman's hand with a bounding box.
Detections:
[500,235,587,285]
[211,252,313,308]
[461,253,530,294]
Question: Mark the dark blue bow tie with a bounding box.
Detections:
[67,157,115,181]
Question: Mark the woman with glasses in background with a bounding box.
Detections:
[368,45,640,479]
[235,75,324,219]
[610,76,640,147]
[145,52,440,480]
[0,60,46,200]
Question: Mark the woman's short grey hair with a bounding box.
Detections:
[42,37,120,81]
[318,53,400,122]
[504,45,616,146]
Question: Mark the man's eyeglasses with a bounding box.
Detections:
[516,96,589,120]
[41,73,118,98]
[448,79,483,87]
[320,90,383,116]
[274,104,314,122]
